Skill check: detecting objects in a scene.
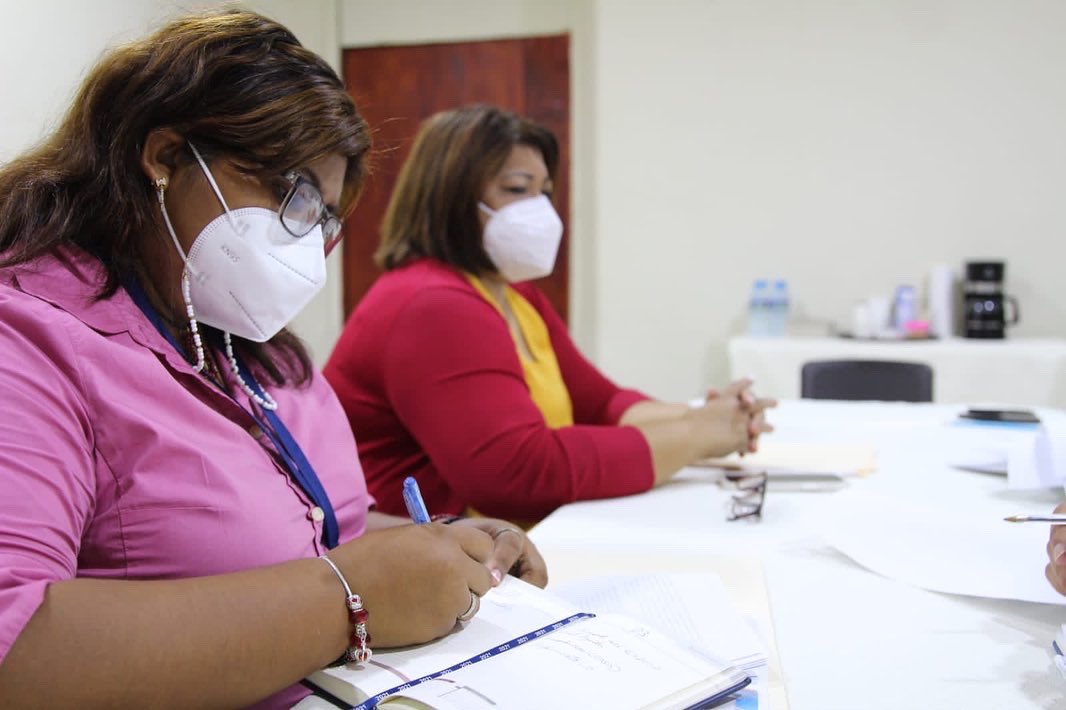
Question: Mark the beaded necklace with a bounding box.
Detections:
[154,176,277,411]
[181,326,223,388]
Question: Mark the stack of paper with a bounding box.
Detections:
[550,573,767,673]
[946,416,1030,475]
[697,441,877,478]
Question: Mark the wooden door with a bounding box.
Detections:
[340,35,571,322]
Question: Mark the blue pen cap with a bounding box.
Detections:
[402,476,431,524]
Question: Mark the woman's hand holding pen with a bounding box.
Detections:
[400,476,548,589]
[331,523,494,647]
[1046,501,1066,595]
[453,517,548,589]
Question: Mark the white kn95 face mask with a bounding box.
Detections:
[478,194,563,283]
[161,142,327,342]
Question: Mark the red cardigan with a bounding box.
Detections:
[323,259,654,521]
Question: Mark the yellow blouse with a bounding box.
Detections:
[466,275,574,428]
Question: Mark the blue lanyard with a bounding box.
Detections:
[230,356,340,548]
[124,279,340,548]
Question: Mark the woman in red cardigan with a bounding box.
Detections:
[324,105,774,522]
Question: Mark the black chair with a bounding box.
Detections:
[800,359,934,402]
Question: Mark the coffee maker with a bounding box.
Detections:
[963,261,1019,339]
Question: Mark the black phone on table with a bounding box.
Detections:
[959,408,1040,424]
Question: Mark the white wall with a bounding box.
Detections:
[592,0,1066,399]
[339,0,573,44]
[6,1,1066,397]
[0,1,172,161]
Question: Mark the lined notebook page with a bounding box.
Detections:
[551,573,766,670]
[381,614,748,710]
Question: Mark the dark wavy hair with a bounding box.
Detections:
[0,9,371,386]
[375,104,558,273]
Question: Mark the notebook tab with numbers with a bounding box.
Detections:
[304,576,751,710]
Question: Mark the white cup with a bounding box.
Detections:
[928,264,957,338]
[851,302,873,339]
[867,296,891,336]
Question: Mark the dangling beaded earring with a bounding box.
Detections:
[155,176,206,373]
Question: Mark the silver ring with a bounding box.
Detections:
[490,527,522,541]
[457,591,480,622]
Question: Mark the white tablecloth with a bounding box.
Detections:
[529,400,1066,710]
[728,335,1066,407]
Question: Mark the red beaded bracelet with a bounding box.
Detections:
[320,555,372,664]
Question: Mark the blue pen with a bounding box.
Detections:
[402,476,431,524]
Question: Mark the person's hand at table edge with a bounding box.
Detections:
[1046,501,1066,595]
[453,517,548,589]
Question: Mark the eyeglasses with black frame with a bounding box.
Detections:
[278,171,343,255]
[724,471,768,522]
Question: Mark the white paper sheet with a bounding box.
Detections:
[550,573,766,670]
[817,489,1066,605]
[999,410,1066,490]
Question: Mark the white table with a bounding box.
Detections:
[529,400,1066,710]
[728,335,1066,407]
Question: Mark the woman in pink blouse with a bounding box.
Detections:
[0,10,544,708]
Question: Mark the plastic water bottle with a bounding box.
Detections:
[768,279,790,336]
[748,279,770,336]
[893,285,916,333]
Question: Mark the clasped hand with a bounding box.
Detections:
[693,377,776,457]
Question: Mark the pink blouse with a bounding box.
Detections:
[0,247,372,708]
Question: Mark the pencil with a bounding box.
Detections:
[1003,514,1066,524]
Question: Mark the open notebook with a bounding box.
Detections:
[304,576,750,710]
[550,573,767,674]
